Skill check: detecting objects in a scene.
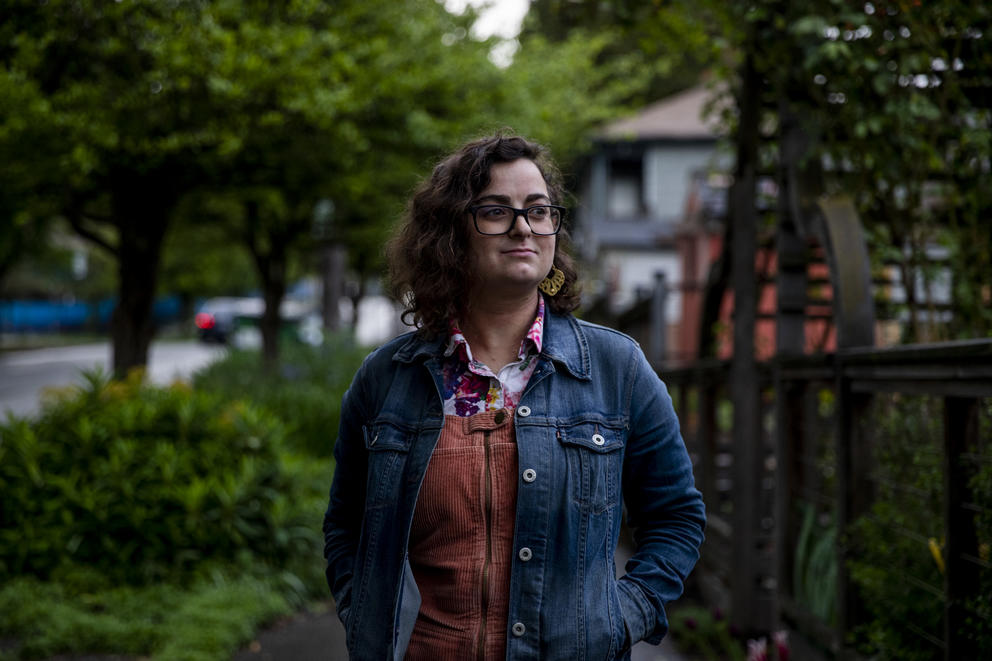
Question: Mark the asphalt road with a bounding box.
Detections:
[0,340,226,419]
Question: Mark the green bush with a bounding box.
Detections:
[847,394,992,660]
[194,334,369,457]
[793,501,837,625]
[0,369,317,585]
[847,395,944,660]
[668,604,745,661]
[0,338,363,658]
[965,408,992,660]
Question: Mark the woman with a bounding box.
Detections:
[323,133,705,660]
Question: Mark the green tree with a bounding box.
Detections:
[183,0,505,367]
[520,0,712,106]
[0,73,58,289]
[0,0,504,372]
[1,1,227,374]
[780,0,992,339]
[706,0,990,340]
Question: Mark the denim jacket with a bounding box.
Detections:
[323,310,705,660]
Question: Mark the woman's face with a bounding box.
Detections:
[465,158,556,299]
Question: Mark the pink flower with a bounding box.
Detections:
[773,630,789,661]
[747,637,768,661]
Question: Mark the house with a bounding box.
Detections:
[575,85,730,364]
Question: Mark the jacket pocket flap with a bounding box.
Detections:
[363,421,414,452]
[558,423,623,453]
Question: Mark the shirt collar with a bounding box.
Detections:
[392,302,592,381]
[444,296,546,361]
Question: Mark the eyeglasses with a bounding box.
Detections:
[469,204,565,236]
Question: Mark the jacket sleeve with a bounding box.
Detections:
[616,344,706,646]
[322,358,372,632]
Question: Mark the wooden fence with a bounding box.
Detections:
[658,338,992,660]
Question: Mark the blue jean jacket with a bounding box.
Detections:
[323,311,705,660]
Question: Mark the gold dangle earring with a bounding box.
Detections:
[538,266,565,296]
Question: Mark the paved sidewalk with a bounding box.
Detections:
[232,544,690,660]
[231,603,688,660]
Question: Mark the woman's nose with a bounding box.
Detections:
[507,211,533,237]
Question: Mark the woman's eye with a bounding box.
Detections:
[529,207,548,218]
[482,207,506,218]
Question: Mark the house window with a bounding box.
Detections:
[608,157,643,219]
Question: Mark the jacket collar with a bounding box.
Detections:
[541,308,591,380]
[391,308,591,381]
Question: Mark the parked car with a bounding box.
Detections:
[194,296,323,347]
[194,297,263,343]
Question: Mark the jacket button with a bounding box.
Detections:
[522,468,537,483]
[518,547,533,561]
[511,622,526,637]
[592,433,606,446]
[494,410,506,424]
[517,405,531,417]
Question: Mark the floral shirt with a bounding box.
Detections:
[441,297,545,417]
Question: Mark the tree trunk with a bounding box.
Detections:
[259,258,286,372]
[244,201,288,372]
[320,241,346,332]
[348,275,366,335]
[110,182,172,379]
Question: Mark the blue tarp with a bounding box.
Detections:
[0,296,183,332]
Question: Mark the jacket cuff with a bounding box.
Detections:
[617,578,666,645]
[327,565,352,628]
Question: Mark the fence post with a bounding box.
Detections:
[943,396,981,661]
[774,105,809,640]
[650,271,668,369]
[730,43,765,634]
[774,373,803,623]
[835,364,873,656]
[697,377,718,514]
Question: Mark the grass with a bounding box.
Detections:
[0,572,291,660]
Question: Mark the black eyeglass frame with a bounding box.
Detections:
[468,204,566,236]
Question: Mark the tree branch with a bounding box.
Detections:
[67,212,118,257]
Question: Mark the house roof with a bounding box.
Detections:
[599,86,726,141]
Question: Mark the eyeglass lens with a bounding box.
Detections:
[473,205,561,235]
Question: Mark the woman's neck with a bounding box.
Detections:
[460,291,540,372]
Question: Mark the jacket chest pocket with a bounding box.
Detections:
[556,421,625,513]
[363,421,414,508]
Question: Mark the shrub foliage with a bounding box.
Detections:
[848,394,992,659]
[193,335,368,457]
[0,369,313,585]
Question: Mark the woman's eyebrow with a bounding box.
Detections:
[472,193,551,205]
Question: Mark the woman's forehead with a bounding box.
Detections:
[480,159,548,196]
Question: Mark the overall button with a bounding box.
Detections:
[494,410,506,425]
[592,433,606,446]
[511,622,526,637]
[518,547,533,562]
[517,405,531,417]
[522,468,537,483]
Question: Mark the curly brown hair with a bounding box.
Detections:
[387,132,581,335]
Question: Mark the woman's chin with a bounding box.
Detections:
[470,279,543,302]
